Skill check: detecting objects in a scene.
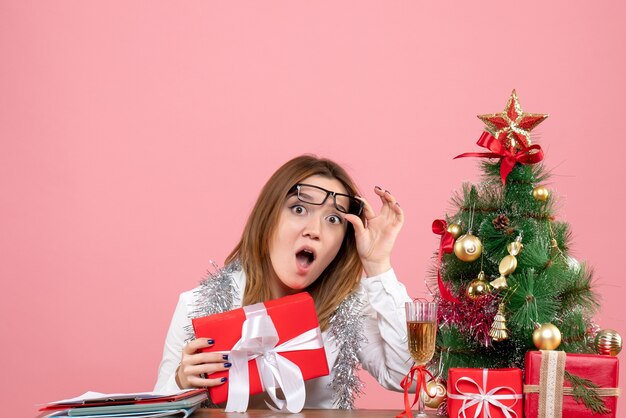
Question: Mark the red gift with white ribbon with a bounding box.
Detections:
[447,368,523,418]
[192,292,329,413]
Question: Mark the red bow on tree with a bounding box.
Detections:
[455,131,544,184]
[432,219,460,303]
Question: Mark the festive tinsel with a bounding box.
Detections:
[185,260,240,341]
[327,290,367,409]
[437,292,499,347]
[185,259,366,410]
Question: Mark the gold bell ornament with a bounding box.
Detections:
[466,271,491,300]
[533,323,562,350]
[532,185,550,201]
[490,236,523,289]
[595,329,623,356]
[489,303,509,342]
[423,380,447,409]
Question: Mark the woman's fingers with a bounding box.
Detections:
[357,195,376,222]
[186,375,228,388]
[182,351,228,367]
[184,338,215,354]
[184,361,232,376]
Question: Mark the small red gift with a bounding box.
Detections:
[447,368,523,418]
[524,350,620,418]
[191,292,329,413]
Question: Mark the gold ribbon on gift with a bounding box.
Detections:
[522,350,620,418]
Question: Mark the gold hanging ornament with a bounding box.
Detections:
[454,233,483,262]
[447,223,462,239]
[454,204,482,262]
[595,329,622,356]
[466,271,491,300]
[490,236,523,289]
[489,303,509,342]
[423,380,447,409]
[533,323,562,350]
[532,185,550,201]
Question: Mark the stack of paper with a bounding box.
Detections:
[39,388,207,418]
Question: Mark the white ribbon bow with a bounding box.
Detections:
[447,369,522,418]
[225,302,324,413]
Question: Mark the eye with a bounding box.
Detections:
[290,205,308,215]
[326,214,344,225]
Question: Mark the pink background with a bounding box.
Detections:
[2,2,625,416]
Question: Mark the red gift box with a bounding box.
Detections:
[524,350,619,418]
[191,292,329,411]
[447,368,523,418]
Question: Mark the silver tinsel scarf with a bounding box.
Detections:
[327,290,367,409]
[185,260,366,410]
[184,260,240,341]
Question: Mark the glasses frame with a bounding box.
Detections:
[292,183,364,216]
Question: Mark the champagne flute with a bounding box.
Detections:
[405,300,438,417]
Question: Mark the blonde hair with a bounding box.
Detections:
[225,155,364,331]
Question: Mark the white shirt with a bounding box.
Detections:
[154,268,412,408]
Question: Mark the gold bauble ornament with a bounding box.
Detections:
[423,380,447,409]
[532,186,550,201]
[447,223,462,239]
[466,271,491,300]
[498,255,518,276]
[533,323,562,350]
[453,233,483,262]
[595,329,623,356]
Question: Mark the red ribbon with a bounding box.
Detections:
[432,219,460,303]
[455,131,544,184]
[396,364,435,418]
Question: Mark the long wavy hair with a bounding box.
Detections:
[225,155,364,331]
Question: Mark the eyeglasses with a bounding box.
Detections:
[291,183,364,216]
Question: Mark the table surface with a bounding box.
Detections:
[191,409,443,417]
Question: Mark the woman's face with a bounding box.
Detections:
[268,175,350,298]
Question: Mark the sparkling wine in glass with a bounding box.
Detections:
[405,301,438,417]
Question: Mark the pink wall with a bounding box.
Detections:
[2,2,625,416]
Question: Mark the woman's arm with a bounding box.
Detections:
[154,292,192,392]
[357,268,413,391]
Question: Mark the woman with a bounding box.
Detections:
[155,155,412,409]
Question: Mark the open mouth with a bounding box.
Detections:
[296,248,316,268]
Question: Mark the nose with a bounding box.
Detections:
[302,214,321,240]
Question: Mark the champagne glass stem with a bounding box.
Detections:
[416,380,427,417]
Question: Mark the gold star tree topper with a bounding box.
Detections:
[478,90,549,151]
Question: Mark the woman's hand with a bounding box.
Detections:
[344,186,404,277]
[176,338,231,389]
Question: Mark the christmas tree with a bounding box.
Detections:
[430,90,600,378]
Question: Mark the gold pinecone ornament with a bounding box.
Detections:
[489,303,509,342]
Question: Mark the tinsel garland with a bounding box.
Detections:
[184,260,240,341]
[437,292,499,347]
[327,291,367,409]
[185,260,366,410]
